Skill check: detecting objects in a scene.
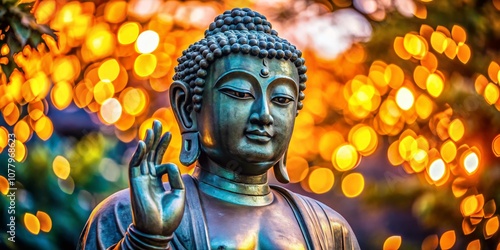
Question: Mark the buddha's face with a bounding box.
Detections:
[196,53,299,175]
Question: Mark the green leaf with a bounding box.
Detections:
[10,17,31,47]
[1,60,16,80]
[6,31,22,56]
[29,31,42,48]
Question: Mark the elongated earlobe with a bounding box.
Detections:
[180,131,200,166]
[273,151,289,183]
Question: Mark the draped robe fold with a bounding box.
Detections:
[78,175,360,250]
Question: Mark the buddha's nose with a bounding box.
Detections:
[250,99,274,126]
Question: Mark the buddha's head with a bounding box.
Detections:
[170,8,307,183]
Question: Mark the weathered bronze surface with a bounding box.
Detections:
[78,8,360,250]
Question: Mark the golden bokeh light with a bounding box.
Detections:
[448,119,464,142]
[439,230,456,250]
[36,211,53,233]
[104,1,127,24]
[307,167,335,194]
[34,116,54,141]
[52,155,71,180]
[399,135,418,161]
[461,195,479,217]
[0,175,8,195]
[461,147,480,175]
[403,33,427,59]
[332,144,360,171]
[388,140,404,166]
[466,239,480,250]
[383,235,402,250]
[286,156,310,183]
[440,140,456,163]
[134,53,157,77]
[484,82,499,105]
[348,124,378,156]
[51,81,74,110]
[93,81,115,104]
[121,88,147,116]
[100,98,123,124]
[421,234,438,250]
[488,61,499,83]
[341,172,365,198]
[395,87,415,111]
[98,59,120,82]
[426,73,444,98]
[34,0,56,24]
[118,22,141,45]
[14,119,31,143]
[136,30,160,54]
[14,140,27,162]
[430,31,448,54]
[427,158,446,182]
[24,213,41,235]
[84,24,115,60]
[484,216,499,238]
[493,134,500,157]
[319,131,345,161]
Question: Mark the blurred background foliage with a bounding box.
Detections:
[0,0,500,249]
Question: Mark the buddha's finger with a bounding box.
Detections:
[148,120,163,163]
[157,163,184,191]
[143,129,154,153]
[154,132,172,165]
[129,141,146,177]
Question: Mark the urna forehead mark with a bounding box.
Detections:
[260,59,269,78]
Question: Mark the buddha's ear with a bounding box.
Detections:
[170,80,196,131]
[170,81,200,166]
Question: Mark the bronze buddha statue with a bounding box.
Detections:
[78,8,360,250]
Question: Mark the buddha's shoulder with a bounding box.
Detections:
[271,185,350,226]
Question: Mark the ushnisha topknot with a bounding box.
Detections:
[173,7,307,112]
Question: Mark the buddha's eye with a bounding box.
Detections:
[220,88,254,99]
[272,96,294,105]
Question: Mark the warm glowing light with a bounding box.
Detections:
[415,94,433,119]
[134,53,157,77]
[286,156,310,183]
[461,195,479,217]
[85,26,115,60]
[14,140,27,162]
[421,235,438,250]
[53,155,70,180]
[332,144,360,171]
[34,116,53,141]
[383,235,402,250]
[349,124,378,155]
[104,1,127,23]
[24,213,41,235]
[485,216,499,238]
[14,119,31,143]
[341,173,365,198]
[0,126,9,151]
[319,131,344,161]
[440,140,457,163]
[448,119,464,142]
[466,239,480,250]
[394,37,411,60]
[463,150,479,175]
[308,167,335,194]
[403,33,427,59]
[384,64,404,89]
[395,87,414,111]
[93,81,115,104]
[484,83,499,105]
[493,134,500,157]
[428,159,445,182]
[118,22,141,45]
[439,230,456,250]
[100,98,122,124]
[430,31,448,53]
[98,59,120,82]
[0,175,8,195]
[488,61,500,83]
[136,30,160,54]
[51,81,73,110]
[388,140,404,166]
[36,211,52,232]
[399,136,418,160]
[122,88,147,115]
[426,73,444,97]
[34,0,56,24]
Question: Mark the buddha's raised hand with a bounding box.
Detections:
[128,120,186,237]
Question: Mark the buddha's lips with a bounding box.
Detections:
[244,129,272,142]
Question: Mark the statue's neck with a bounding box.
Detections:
[193,155,274,206]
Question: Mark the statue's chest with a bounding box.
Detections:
[202,195,307,250]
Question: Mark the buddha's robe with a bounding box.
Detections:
[78,175,360,250]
